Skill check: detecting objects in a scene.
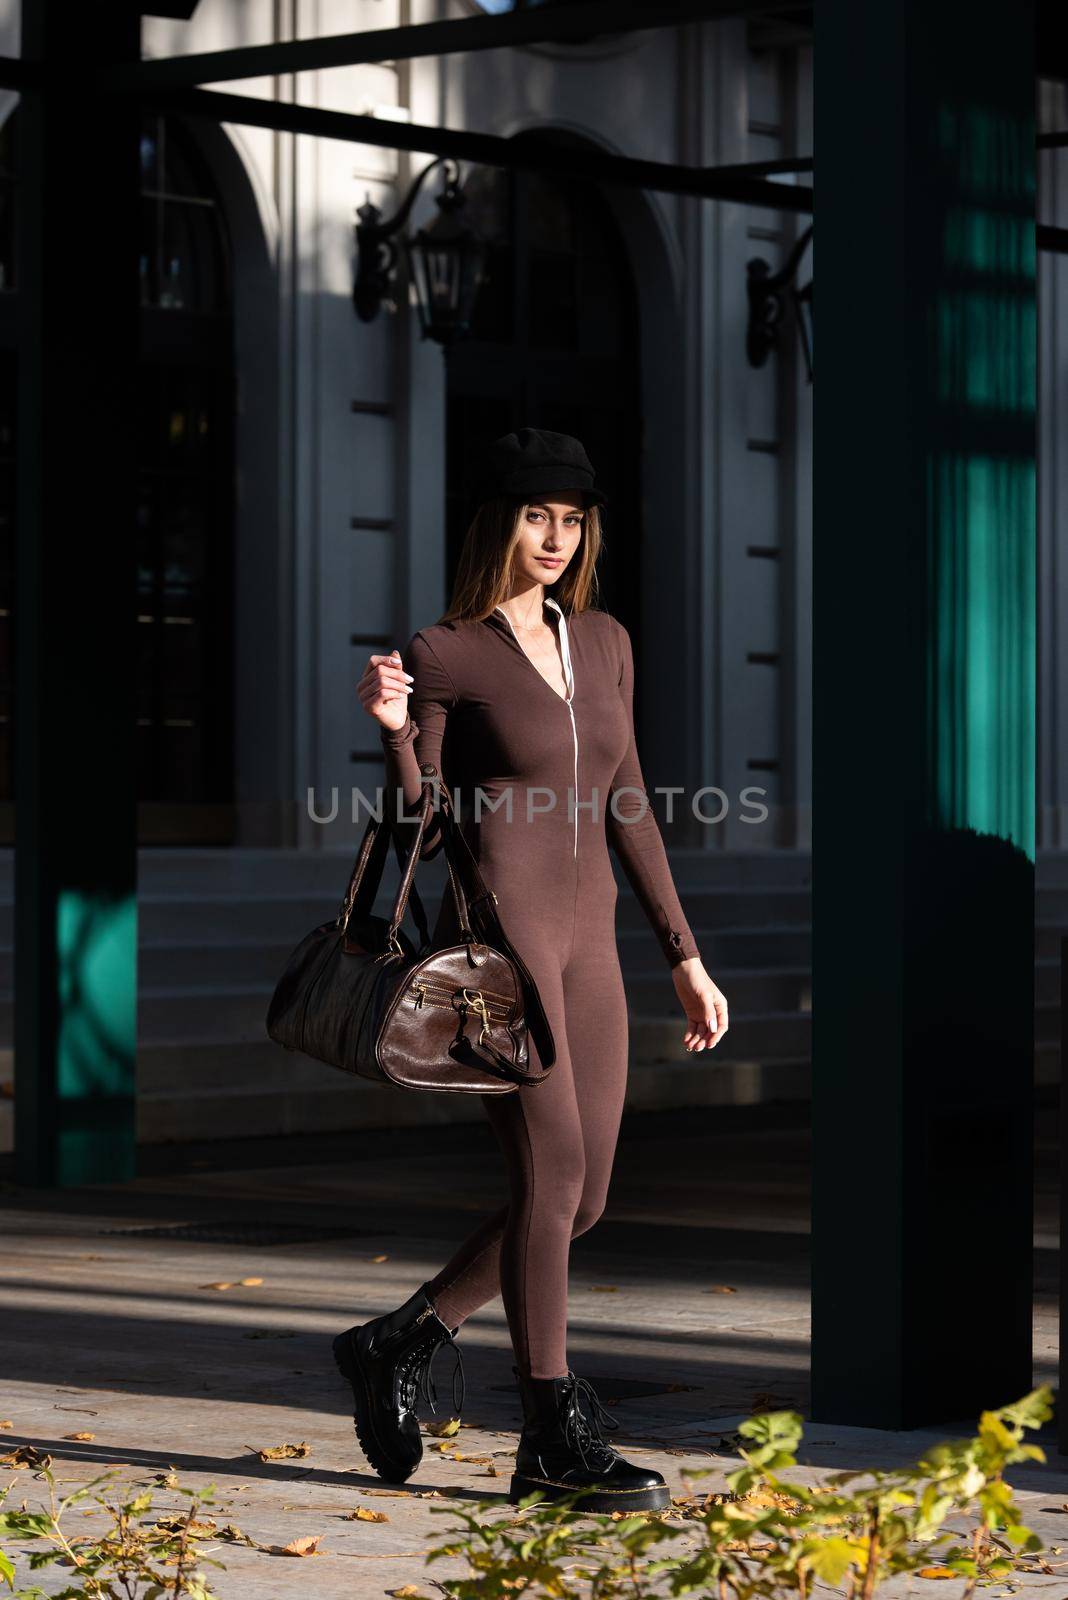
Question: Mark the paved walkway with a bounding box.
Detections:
[0,1104,1062,1598]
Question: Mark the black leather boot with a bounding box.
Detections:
[510,1366,670,1512]
[333,1285,465,1483]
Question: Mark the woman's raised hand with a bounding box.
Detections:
[357,649,414,734]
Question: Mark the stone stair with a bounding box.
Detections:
[2,844,1061,1151]
[0,844,814,1151]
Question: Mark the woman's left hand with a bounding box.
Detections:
[672,958,729,1052]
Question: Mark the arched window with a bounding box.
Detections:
[137,115,236,841]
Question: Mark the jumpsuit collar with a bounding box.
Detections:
[491,597,574,702]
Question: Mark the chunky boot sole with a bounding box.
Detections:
[508,1470,671,1514]
[332,1331,419,1485]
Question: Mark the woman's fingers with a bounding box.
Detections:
[683,985,729,1051]
[357,653,414,712]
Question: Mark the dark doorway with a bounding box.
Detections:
[136,114,236,844]
[444,131,643,642]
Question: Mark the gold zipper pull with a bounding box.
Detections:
[413,982,427,1009]
[463,987,492,1042]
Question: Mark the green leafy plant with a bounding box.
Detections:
[0,1456,225,1599]
[424,1385,1054,1599]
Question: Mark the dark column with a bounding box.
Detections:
[813,1,1036,1426]
[15,8,141,1185]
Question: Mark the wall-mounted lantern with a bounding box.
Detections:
[353,156,489,349]
[747,223,813,383]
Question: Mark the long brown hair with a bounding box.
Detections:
[439,496,604,624]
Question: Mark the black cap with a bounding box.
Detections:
[473,427,608,509]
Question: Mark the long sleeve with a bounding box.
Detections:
[606,619,702,970]
[379,630,457,862]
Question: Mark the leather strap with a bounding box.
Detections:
[416,768,557,1075]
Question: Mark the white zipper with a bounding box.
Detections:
[495,599,579,859]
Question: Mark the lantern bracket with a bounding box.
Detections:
[746,222,813,383]
[353,155,458,323]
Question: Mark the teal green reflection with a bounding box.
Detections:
[941,208,1035,279]
[927,100,1035,863]
[936,291,1036,411]
[54,888,137,1183]
[928,454,1035,861]
[937,104,1035,200]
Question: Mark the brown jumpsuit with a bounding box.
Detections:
[380,597,701,1379]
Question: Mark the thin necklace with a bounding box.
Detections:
[500,596,555,635]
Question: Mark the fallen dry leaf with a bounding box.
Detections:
[477,1466,500,1478]
[424,1418,461,1438]
[347,1507,390,1523]
[917,1567,957,1579]
[201,1282,234,1291]
[217,1524,258,1547]
[589,1284,619,1293]
[62,1432,96,1442]
[246,1441,311,1462]
[239,1276,264,1287]
[0,1446,52,1470]
[704,1285,738,1294]
[387,1588,430,1598]
[0,1421,11,1430]
[154,1516,218,1536]
[271,1535,324,1557]
[370,1254,389,1264]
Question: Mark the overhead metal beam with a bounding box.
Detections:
[109,0,811,91]
[0,56,40,89]
[151,85,813,212]
[1038,222,1068,253]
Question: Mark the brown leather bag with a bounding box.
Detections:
[265,766,556,1093]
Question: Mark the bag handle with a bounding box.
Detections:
[337,803,431,950]
[338,780,476,959]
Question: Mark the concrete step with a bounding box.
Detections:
[614,885,811,930]
[619,923,812,969]
[631,1010,810,1062]
[127,967,813,1050]
[1035,957,1060,1006]
[0,844,814,899]
[624,966,810,1014]
[1036,1041,1059,1087]
[0,1047,794,1156]
[132,1051,814,1144]
[1036,923,1068,961]
[129,1003,810,1094]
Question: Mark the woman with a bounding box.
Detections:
[337,428,729,1512]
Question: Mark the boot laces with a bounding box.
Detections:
[559,1372,621,1471]
[395,1326,466,1418]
